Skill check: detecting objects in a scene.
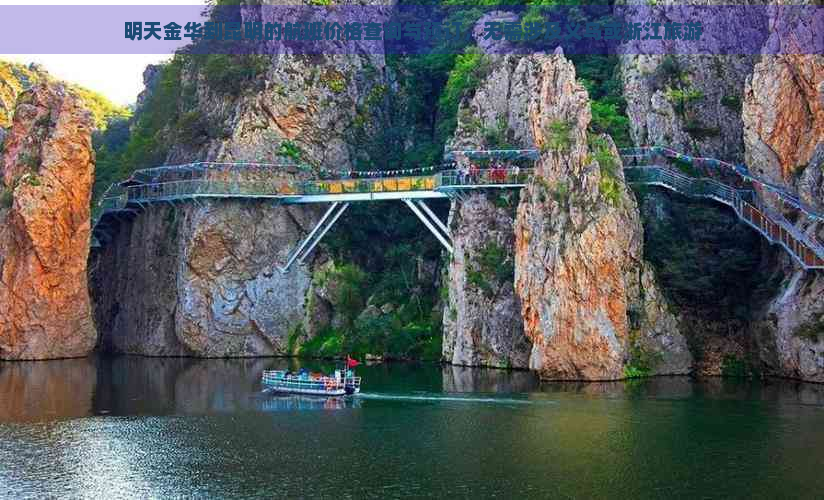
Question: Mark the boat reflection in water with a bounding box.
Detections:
[258,394,362,412]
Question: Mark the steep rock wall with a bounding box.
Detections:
[620,54,757,161]
[441,55,534,369]
[0,83,96,360]
[91,201,318,357]
[512,52,690,380]
[618,1,766,161]
[90,3,393,356]
[618,4,824,381]
[442,192,530,368]
[744,29,824,381]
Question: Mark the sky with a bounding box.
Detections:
[0,0,208,106]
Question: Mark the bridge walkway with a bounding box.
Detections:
[91,148,824,271]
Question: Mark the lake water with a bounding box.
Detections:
[1,356,824,498]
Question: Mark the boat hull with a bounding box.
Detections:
[266,386,347,396]
[261,370,361,397]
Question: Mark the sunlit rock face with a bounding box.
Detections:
[441,54,534,369]
[743,17,824,381]
[442,192,531,369]
[511,52,691,380]
[618,1,766,161]
[444,50,690,379]
[0,83,96,360]
[91,2,394,357]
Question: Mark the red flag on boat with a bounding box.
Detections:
[347,356,360,368]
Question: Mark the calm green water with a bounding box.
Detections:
[1,356,823,499]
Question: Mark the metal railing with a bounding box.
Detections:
[91,151,822,270]
[626,166,824,269]
[438,168,533,187]
[620,146,823,222]
[95,168,534,213]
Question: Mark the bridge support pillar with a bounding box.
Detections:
[279,201,350,273]
[404,199,453,254]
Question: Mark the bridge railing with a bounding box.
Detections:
[112,169,535,204]
[126,179,297,200]
[626,166,824,269]
[438,168,533,187]
[300,175,438,195]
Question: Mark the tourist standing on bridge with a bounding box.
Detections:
[469,162,479,184]
[454,152,470,185]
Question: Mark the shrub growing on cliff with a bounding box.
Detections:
[0,185,12,209]
[654,55,689,89]
[793,317,824,343]
[542,120,573,152]
[589,135,623,206]
[682,120,720,140]
[202,54,269,96]
[720,94,741,112]
[624,332,662,379]
[467,241,514,297]
[314,263,369,328]
[589,101,630,147]
[278,140,302,161]
[299,327,345,358]
[437,47,490,138]
[320,69,348,94]
[666,87,703,116]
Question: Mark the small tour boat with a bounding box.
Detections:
[262,358,361,396]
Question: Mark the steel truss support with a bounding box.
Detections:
[403,199,453,254]
[279,201,349,273]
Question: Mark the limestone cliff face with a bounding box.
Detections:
[511,53,690,380]
[743,54,823,188]
[0,83,96,360]
[744,46,824,381]
[618,1,765,161]
[164,1,391,169]
[620,54,757,161]
[91,4,392,356]
[441,55,534,369]
[91,201,317,357]
[617,3,824,382]
[442,192,531,369]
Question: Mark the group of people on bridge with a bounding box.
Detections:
[453,152,520,185]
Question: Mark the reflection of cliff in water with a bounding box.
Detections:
[0,358,97,422]
[442,365,540,393]
[538,376,824,405]
[93,356,291,416]
[3,356,824,423]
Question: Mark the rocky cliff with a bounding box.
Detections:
[620,53,757,161]
[618,3,766,161]
[512,52,691,380]
[744,43,824,381]
[442,192,531,368]
[0,83,97,360]
[620,4,824,381]
[90,3,393,357]
[91,201,318,357]
[440,53,534,369]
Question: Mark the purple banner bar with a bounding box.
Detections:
[0,5,821,55]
